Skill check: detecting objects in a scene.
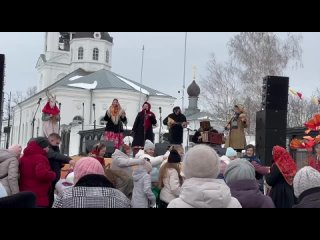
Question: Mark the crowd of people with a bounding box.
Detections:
[1,100,320,208]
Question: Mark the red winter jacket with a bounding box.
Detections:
[19,141,56,207]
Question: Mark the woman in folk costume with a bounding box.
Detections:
[225,105,247,153]
[132,102,157,149]
[42,92,60,138]
[103,99,127,149]
[266,146,297,208]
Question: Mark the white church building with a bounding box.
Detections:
[11,32,176,155]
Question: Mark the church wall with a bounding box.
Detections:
[70,38,112,72]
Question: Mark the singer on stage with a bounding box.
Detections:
[163,106,187,145]
[225,105,247,152]
[132,102,157,149]
[103,99,127,149]
[42,92,60,138]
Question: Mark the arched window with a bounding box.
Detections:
[78,47,84,60]
[106,50,109,63]
[93,48,99,61]
[73,116,83,125]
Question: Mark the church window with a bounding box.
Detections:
[78,47,84,60]
[73,116,83,125]
[93,48,99,61]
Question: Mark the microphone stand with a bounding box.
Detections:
[143,109,147,145]
[82,103,84,131]
[158,107,162,143]
[58,102,61,133]
[93,103,96,131]
[186,127,190,151]
[32,98,42,138]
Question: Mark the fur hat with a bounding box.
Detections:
[168,149,181,163]
[224,159,255,184]
[226,147,237,158]
[35,137,49,149]
[293,166,320,198]
[144,140,155,151]
[183,145,220,179]
[73,157,105,183]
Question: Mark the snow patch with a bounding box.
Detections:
[68,81,98,90]
[116,75,150,95]
[69,76,83,81]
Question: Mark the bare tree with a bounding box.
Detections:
[201,32,303,134]
[287,89,320,127]
[200,54,241,128]
[228,33,302,127]
[26,86,37,98]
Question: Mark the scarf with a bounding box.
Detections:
[273,146,297,185]
[42,101,60,115]
[107,104,124,125]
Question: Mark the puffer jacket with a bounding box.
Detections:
[111,149,143,176]
[0,150,20,195]
[168,178,242,208]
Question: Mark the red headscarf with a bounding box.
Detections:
[42,101,60,115]
[141,102,154,130]
[272,146,297,185]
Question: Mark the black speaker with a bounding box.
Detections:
[256,128,286,149]
[261,76,289,110]
[155,143,170,156]
[256,146,273,166]
[256,110,287,130]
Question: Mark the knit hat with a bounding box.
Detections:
[34,137,49,149]
[183,145,220,179]
[144,140,155,151]
[224,159,255,184]
[8,144,22,158]
[226,147,237,158]
[293,166,320,198]
[73,157,105,183]
[168,149,181,163]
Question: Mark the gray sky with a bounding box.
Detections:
[1,32,319,107]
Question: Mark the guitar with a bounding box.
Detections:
[167,117,188,129]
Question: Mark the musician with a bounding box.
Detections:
[163,106,187,145]
[103,99,127,149]
[192,121,226,157]
[132,102,157,149]
[42,92,60,138]
[224,105,247,153]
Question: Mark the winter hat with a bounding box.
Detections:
[226,147,237,158]
[8,144,22,157]
[183,145,220,179]
[168,149,181,163]
[34,137,50,149]
[293,166,320,198]
[224,159,255,184]
[144,140,155,151]
[73,157,105,183]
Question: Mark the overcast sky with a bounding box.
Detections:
[1,32,319,108]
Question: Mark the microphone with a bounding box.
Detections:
[159,107,162,113]
[37,98,42,104]
[93,103,96,109]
